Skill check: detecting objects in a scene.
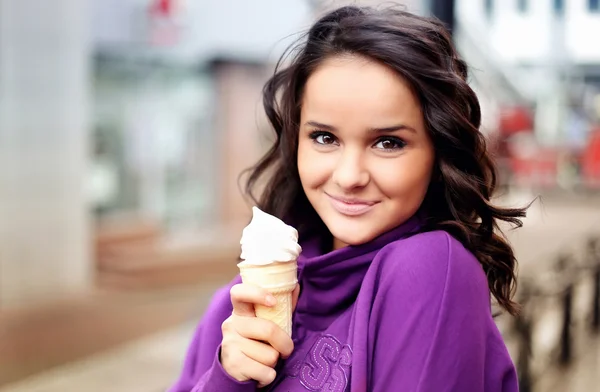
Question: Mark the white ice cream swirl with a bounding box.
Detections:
[240,207,302,265]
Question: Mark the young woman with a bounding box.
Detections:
[169,5,526,392]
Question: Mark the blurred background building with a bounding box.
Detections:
[0,0,599,391]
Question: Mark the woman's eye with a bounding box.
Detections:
[374,137,406,151]
[310,131,337,146]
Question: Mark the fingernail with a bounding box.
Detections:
[266,295,276,306]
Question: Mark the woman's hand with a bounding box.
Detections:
[220,283,300,388]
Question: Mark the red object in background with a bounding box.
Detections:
[147,0,180,47]
[581,126,600,187]
[150,0,173,17]
[499,106,534,136]
[508,149,559,188]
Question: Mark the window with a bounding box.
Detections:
[590,0,600,12]
[554,0,564,15]
[517,0,528,12]
[484,0,493,18]
[92,58,217,226]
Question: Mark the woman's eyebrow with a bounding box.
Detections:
[305,121,337,131]
[305,121,416,134]
[368,124,417,134]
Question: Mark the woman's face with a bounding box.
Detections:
[297,56,435,249]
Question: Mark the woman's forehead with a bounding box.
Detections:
[301,56,423,129]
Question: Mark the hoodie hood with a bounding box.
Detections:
[294,214,423,331]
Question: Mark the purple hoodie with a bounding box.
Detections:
[168,216,518,392]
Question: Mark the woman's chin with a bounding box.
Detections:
[329,227,377,249]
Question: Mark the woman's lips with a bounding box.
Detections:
[326,193,379,216]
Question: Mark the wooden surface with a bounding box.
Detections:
[0,221,240,387]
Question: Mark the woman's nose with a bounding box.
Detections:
[331,148,369,190]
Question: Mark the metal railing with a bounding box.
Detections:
[511,238,600,392]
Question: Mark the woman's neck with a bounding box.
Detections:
[332,237,348,251]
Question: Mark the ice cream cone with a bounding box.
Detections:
[239,207,301,336]
[238,260,298,336]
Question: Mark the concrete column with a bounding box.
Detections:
[0,0,92,308]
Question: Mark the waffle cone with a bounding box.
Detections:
[238,260,298,336]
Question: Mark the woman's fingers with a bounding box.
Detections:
[221,283,299,387]
[240,338,282,368]
[220,345,276,388]
[234,316,295,359]
[230,283,275,317]
[240,357,277,388]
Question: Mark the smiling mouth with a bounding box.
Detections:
[326,193,379,216]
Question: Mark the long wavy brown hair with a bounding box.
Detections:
[243,5,527,315]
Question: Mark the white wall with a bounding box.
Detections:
[457,0,600,65]
[565,0,600,63]
[91,0,313,65]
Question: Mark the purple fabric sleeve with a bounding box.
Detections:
[367,232,518,391]
[168,277,256,392]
